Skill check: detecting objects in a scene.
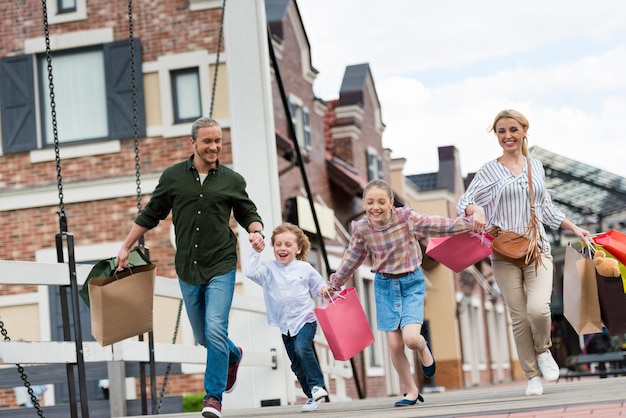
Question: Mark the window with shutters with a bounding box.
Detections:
[0,39,146,154]
[366,146,383,181]
[287,96,312,151]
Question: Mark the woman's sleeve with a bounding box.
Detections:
[457,165,499,217]
[458,171,486,215]
[535,162,566,229]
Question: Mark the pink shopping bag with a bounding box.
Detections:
[425,232,494,273]
[314,287,374,361]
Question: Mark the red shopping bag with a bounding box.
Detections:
[314,287,374,361]
[594,229,626,266]
[425,232,494,273]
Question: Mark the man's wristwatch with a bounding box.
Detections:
[253,229,265,239]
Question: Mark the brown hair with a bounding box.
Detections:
[363,179,394,201]
[271,222,311,261]
[491,109,529,157]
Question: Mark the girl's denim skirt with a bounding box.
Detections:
[374,269,425,332]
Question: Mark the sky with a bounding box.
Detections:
[297,0,626,178]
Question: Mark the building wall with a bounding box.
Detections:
[1,0,397,408]
[0,0,232,280]
[268,6,332,217]
[0,0,242,407]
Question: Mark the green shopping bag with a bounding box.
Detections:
[80,248,151,308]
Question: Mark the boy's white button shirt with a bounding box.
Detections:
[245,251,325,336]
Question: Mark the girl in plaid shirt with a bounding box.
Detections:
[323,179,475,407]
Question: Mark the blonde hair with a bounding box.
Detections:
[491,109,529,157]
[271,222,311,261]
[191,117,221,141]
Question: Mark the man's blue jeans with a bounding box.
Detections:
[282,321,325,399]
[178,269,241,401]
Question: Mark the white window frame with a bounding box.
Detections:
[39,47,108,145]
[486,301,510,382]
[150,50,217,138]
[287,95,312,151]
[47,0,87,25]
[170,67,202,124]
[366,146,382,181]
[361,277,384,372]
[188,0,222,11]
[23,28,120,163]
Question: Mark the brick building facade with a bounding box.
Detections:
[0,0,396,411]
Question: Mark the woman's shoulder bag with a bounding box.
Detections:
[490,159,543,267]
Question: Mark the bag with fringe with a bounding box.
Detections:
[489,159,544,269]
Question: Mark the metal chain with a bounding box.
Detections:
[157,300,183,413]
[209,0,226,118]
[128,0,142,213]
[42,0,66,232]
[1,319,45,417]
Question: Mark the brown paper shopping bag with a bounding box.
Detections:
[89,263,156,346]
[563,245,602,335]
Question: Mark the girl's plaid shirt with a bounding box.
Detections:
[330,205,470,289]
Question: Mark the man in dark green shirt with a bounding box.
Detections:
[116,117,265,418]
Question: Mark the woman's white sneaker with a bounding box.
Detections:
[525,376,543,396]
[537,350,559,381]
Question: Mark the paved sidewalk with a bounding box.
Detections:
[141,376,626,417]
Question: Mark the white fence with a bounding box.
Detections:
[0,260,352,415]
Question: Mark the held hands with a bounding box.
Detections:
[320,272,341,298]
[469,205,487,233]
[320,285,336,298]
[249,231,266,252]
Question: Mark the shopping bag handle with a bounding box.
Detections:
[113,266,134,281]
[581,242,595,258]
[568,241,595,259]
[324,288,346,305]
[469,231,492,246]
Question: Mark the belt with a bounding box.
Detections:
[381,272,409,279]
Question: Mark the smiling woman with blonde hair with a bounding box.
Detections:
[458,109,592,396]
